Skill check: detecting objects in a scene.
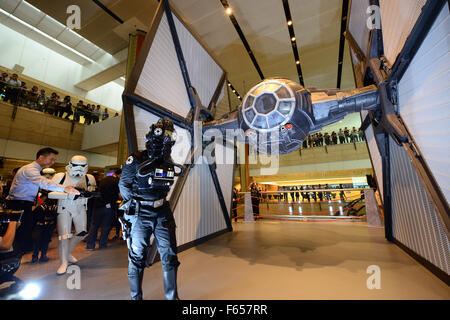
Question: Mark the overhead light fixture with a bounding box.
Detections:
[237,96,241,99]
[228,83,231,87]
[296,60,300,65]
[291,37,296,42]
[226,7,232,15]
[287,20,293,26]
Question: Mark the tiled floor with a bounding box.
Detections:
[5,220,449,300]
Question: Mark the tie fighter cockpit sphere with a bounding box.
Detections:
[238,78,314,155]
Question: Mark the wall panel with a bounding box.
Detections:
[379,0,427,66]
[397,5,450,203]
[390,138,450,275]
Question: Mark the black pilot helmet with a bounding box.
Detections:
[145,118,177,159]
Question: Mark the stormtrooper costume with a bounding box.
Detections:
[49,156,96,275]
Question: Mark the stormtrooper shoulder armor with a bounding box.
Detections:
[52,172,66,184]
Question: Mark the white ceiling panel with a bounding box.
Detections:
[36,14,65,38]
[13,0,45,26]
[90,48,106,61]
[56,28,84,48]
[75,39,100,57]
[0,0,21,13]
[2,14,33,35]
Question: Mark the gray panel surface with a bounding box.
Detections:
[397,5,450,203]
[361,110,383,201]
[390,138,450,275]
[173,14,224,108]
[173,158,228,246]
[379,0,427,66]
[348,0,370,58]
[135,13,192,117]
[214,143,235,213]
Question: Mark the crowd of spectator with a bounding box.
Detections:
[0,71,119,125]
[302,127,365,149]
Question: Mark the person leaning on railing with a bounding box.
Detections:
[84,104,94,125]
[102,107,109,121]
[92,105,101,123]
[25,85,39,110]
[60,95,73,119]
[45,92,58,115]
[0,72,9,97]
[36,89,47,112]
[5,73,21,105]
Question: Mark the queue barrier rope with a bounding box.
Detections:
[231,203,365,215]
[247,193,361,204]
[230,213,365,223]
[251,203,365,215]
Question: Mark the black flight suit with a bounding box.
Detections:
[119,151,180,300]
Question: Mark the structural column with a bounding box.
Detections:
[117,30,146,166]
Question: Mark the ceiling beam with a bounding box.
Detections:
[75,60,126,91]
[91,0,124,24]
[281,0,305,86]
[336,0,350,89]
[219,0,265,80]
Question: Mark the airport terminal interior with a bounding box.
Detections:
[0,0,448,300]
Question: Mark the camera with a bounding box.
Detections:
[0,209,23,237]
[0,209,23,284]
[0,209,23,223]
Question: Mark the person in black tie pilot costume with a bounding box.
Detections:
[119,118,181,300]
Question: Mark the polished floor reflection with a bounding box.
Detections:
[9,220,450,299]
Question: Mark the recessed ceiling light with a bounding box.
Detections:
[296,60,300,65]
[226,7,232,15]
[291,37,296,42]
[287,20,293,26]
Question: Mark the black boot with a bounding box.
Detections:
[129,269,144,300]
[163,268,179,300]
[39,246,49,262]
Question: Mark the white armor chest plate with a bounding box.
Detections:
[60,175,88,189]
[57,173,90,207]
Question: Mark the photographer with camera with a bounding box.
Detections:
[0,220,20,252]
[6,148,80,254]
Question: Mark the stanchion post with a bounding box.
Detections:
[244,193,255,223]
[364,189,383,227]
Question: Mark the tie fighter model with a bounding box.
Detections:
[122,0,449,261]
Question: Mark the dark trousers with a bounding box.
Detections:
[32,223,55,258]
[86,206,114,248]
[6,200,34,253]
[251,198,260,218]
[126,203,179,300]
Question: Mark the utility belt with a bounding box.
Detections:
[132,198,165,212]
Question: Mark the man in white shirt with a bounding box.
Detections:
[5,73,22,105]
[6,147,79,254]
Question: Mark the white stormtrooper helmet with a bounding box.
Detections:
[42,167,56,179]
[66,155,88,178]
